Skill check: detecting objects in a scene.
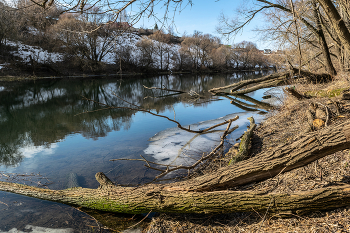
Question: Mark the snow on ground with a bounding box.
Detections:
[144,112,266,166]
[7,41,64,64]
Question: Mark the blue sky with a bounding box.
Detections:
[133,0,272,49]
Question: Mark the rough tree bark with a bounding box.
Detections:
[208,70,292,94]
[1,173,350,215]
[317,0,350,55]
[0,120,350,214]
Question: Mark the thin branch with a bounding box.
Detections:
[80,95,239,134]
[143,85,186,93]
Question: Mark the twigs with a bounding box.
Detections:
[81,93,239,179]
[126,210,152,230]
[151,122,238,180]
[111,123,239,180]
[317,102,330,127]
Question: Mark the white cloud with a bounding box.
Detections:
[19,143,58,158]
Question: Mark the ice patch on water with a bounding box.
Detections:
[144,112,265,166]
[0,225,73,233]
[262,86,286,106]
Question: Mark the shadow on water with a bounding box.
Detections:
[0,71,278,231]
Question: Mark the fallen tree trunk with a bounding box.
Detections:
[231,78,287,95]
[228,94,273,110]
[210,69,332,96]
[1,173,350,215]
[0,120,350,214]
[209,70,293,94]
[174,119,350,191]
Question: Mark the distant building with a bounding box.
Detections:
[264,49,272,54]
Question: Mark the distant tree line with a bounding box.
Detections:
[0,0,275,74]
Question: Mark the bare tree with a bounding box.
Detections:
[51,7,117,70]
[217,0,339,75]
[0,1,17,47]
[149,30,172,70]
[181,31,220,70]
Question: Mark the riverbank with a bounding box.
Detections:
[144,72,350,232]
[0,62,276,83]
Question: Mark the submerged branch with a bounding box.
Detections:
[80,95,239,134]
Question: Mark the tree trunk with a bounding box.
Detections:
[317,0,350,55]
[208,70,293,94]
[0,120,350,214]
[312,0,337,76]
[230,78,286,95]
[1,175,350,215]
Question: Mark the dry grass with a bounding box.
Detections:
[144,73,350,233]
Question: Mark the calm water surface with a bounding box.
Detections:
[0,72,278,231]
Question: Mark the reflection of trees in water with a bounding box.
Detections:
[0,71,270,166]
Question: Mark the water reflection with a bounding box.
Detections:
[0,72,269,167]
[0,71,278,231]
[0,71,275,190]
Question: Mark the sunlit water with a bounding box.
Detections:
[0,72,282,231]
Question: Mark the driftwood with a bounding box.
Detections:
[1,120,350,214]
[229,94,273,110]
[209,70,292,94]
[210,69,332,96]
[231,78,287,95]
[230,99,264,113]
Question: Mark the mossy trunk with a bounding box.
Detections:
[1,173,350,215]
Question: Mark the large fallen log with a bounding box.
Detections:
[208,70,293,94]
[0,120,350,214]
[1,173,350,214]
[231,78,287,95]
[210,69,332,96]
[173,119,350,191]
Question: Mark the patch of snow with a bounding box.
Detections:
[7,41,64,64]
[0,63,9,70]
[144,112,265,166]
[0,87,4,92]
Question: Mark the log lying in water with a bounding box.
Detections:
[209,69,332,96]
[0,120,350,214]
[208,70,292,94]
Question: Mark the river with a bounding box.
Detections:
[0,72,280,232]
